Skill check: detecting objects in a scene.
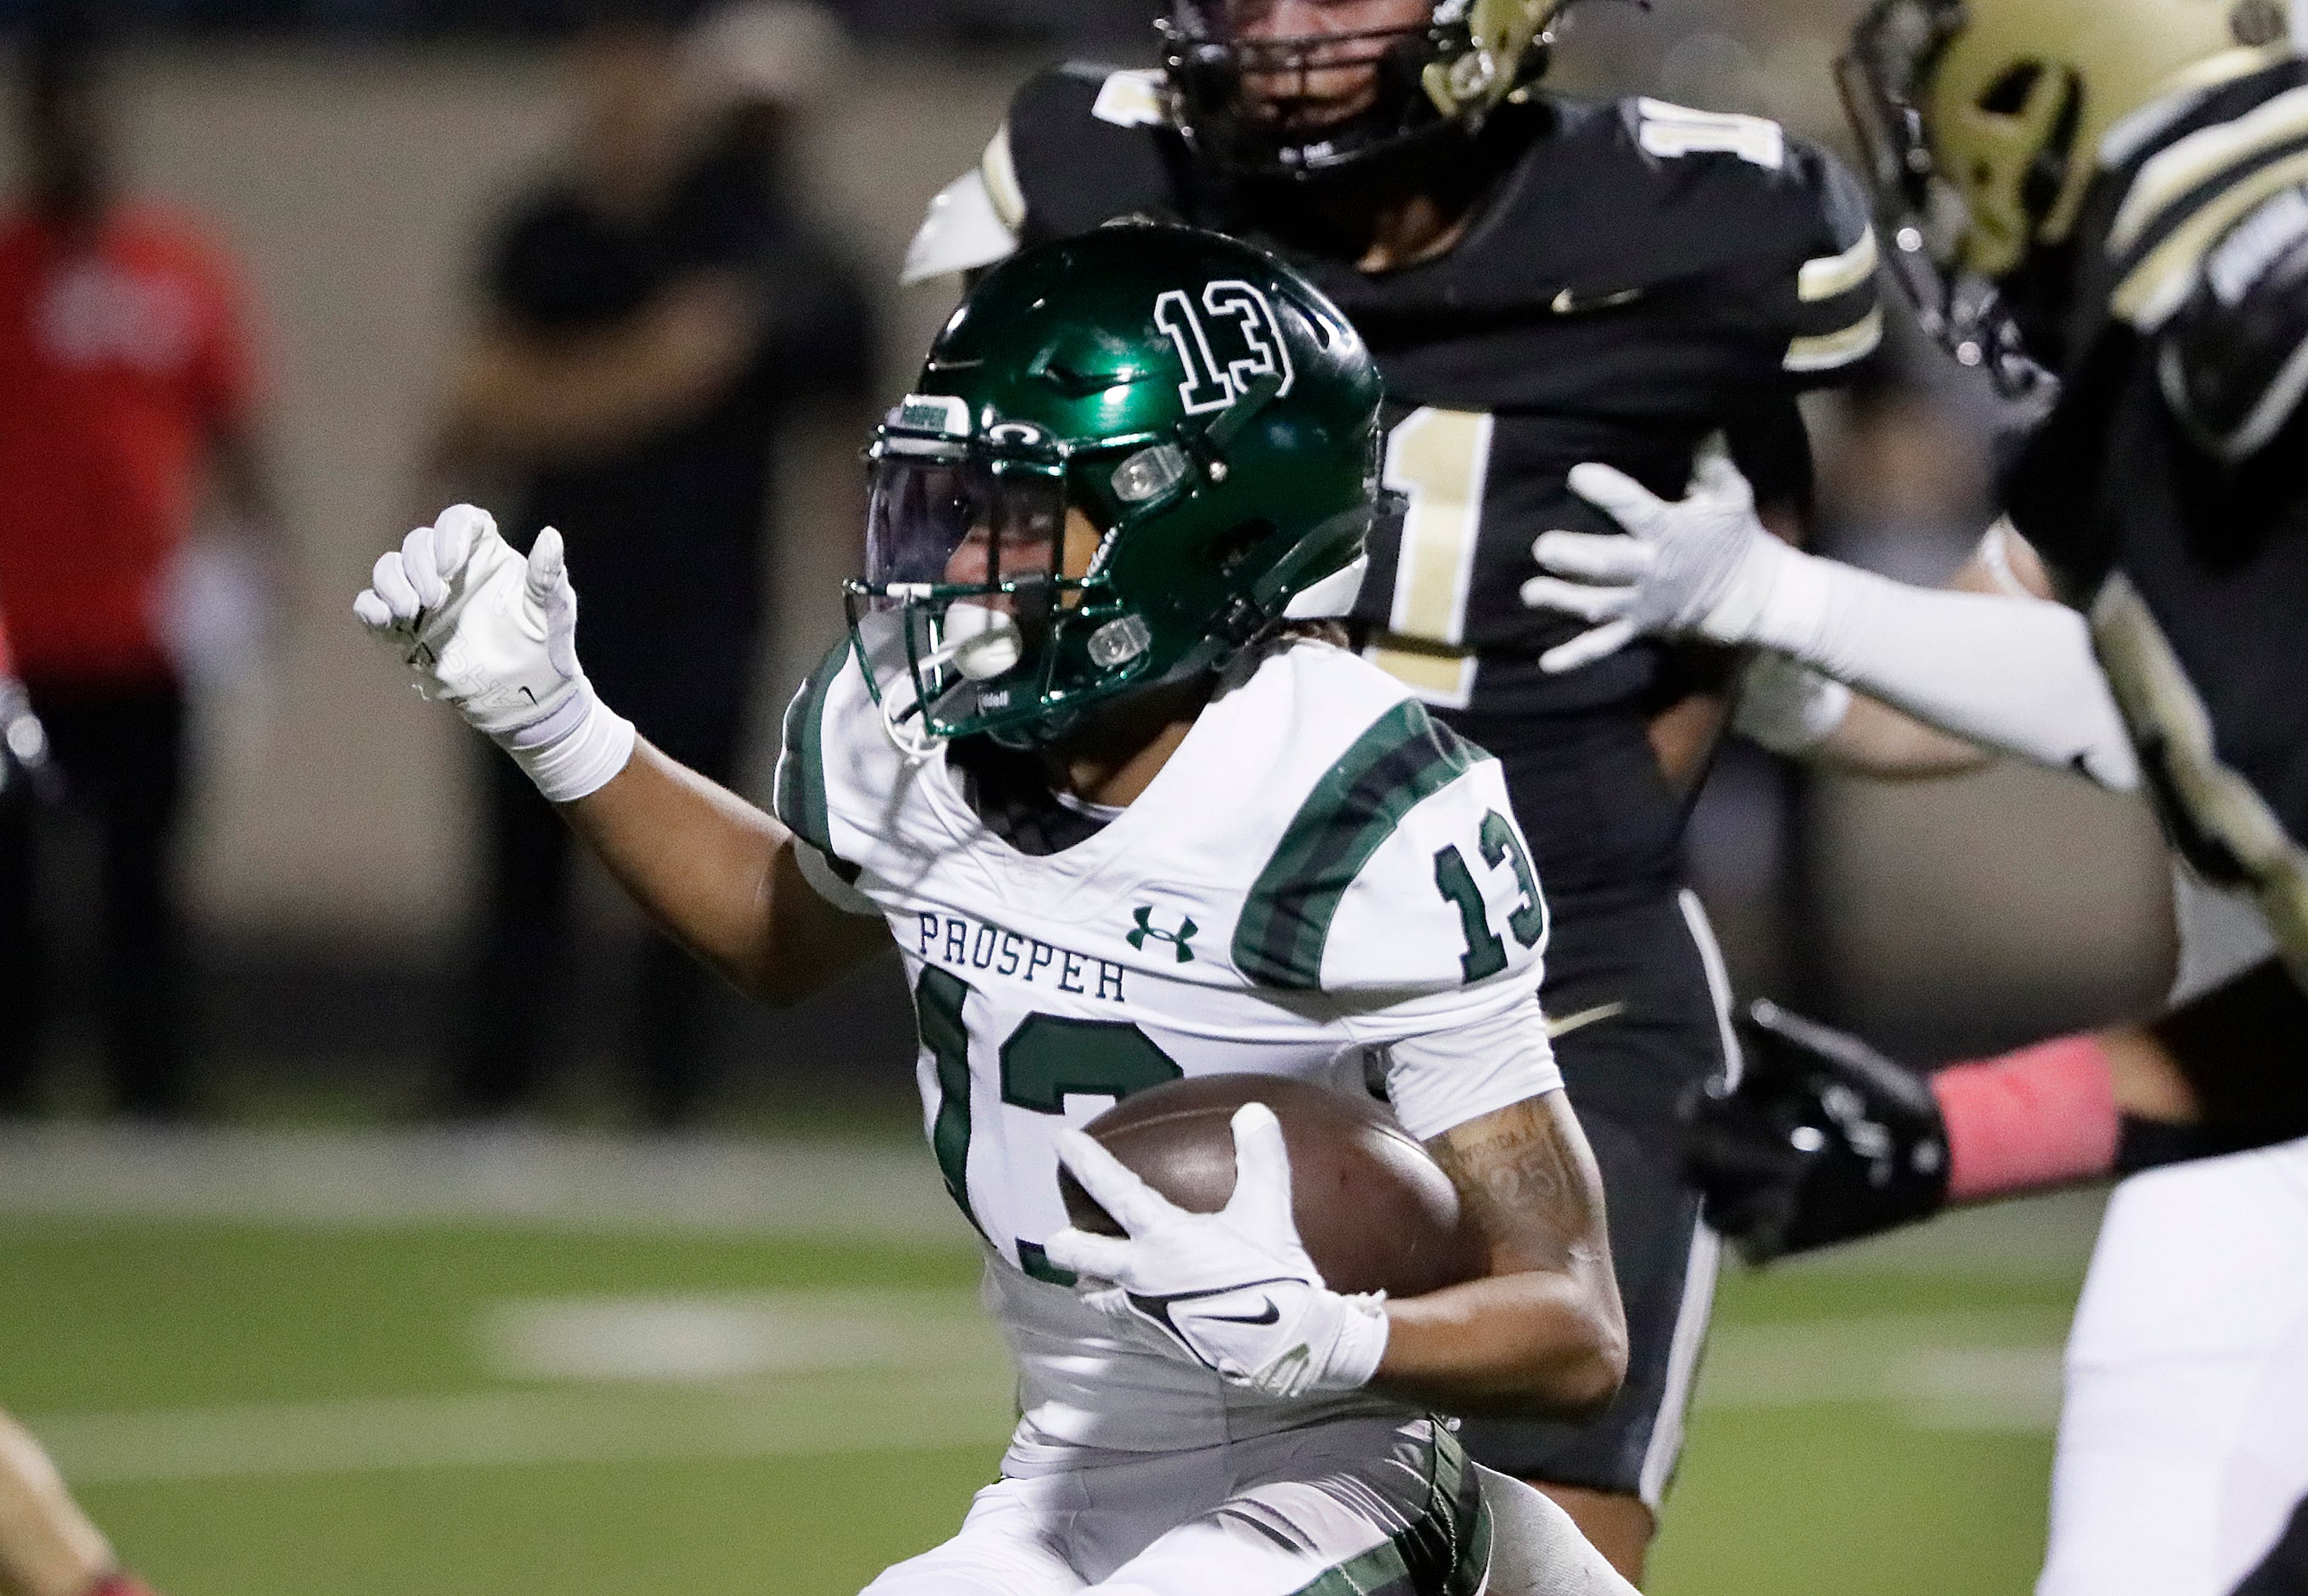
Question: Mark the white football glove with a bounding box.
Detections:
[1043,1103,1391,1401]
[1520,455,1802,674]
[354,505,635,803]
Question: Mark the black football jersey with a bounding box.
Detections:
[2003,58,2308,980]
[993,65,1881,893]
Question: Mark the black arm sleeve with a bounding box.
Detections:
[2151,957,2308,1145]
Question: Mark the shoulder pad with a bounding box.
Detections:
[1623,96,1788,171]
[2108,79,2308,329]
[1607,99,1882,379]
[1779,134,1884,379]
[1232,699,1498,991]
[2155,182,2308,461]
[900,150,1020,286]
[1004,62,1190,245]
[772,633,856,857]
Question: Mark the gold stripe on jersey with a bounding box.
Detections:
[1546,1001,1628,1041]
[981,123,1027,232]
[2113,147,2308,329]
[1366,637,1479,710]
[2110,82,2308,254]
[1090,69,1168,129]
[1632,99,1787,171]
[1799,227,1880,303]
[1783,306,1883,372]
[2091,575,2308,988]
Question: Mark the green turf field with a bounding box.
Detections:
[1,1129,2099,1596]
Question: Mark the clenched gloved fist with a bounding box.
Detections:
[1044,1103,1391,1400]
[1683,1000,1952,1264]
[354,505,634,803]
[1522,456,1802,674]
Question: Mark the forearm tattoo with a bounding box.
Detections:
[1428,1097,1609,1272]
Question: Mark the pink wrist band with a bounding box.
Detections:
[1933,1034,2119,1202]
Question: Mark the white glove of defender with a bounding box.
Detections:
[1521,456,1797,674]
[354,505,635,803]
[1043,1103,1390,1401]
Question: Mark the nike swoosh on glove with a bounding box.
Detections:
[354,505,634,803]
[1519,454,1799,674]
[1043,1102,1390,1400]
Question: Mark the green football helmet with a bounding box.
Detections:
[847,223,1386,751]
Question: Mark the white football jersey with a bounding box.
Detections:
[777,618,1562,1452]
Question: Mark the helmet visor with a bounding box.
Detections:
[863,453,1068,598]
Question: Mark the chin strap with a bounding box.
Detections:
[877,684,939,763]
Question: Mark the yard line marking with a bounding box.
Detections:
[31,1373,1019,1485]
[1695,1308,2070,1432]
[31,1289,1019,1485]
[480,1288,1001,1384]
[24,1305,2073,1486]
[0,1125,963,1240]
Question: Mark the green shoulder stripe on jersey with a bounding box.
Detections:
[1289,1425,1489,1596]
[1233,700,1486,990]
[772,636,852,857]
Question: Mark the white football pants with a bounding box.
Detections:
[2038,1135,2308,1596]
[861,1416,1633,1596]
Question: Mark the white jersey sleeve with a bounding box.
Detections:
[1379,990,1562,1143]
[1223,688,1561,1138]
[1325,723,1560,1139]
[793,839,880,917]
[1318,733,1548,1002]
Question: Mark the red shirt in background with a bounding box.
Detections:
[0,203,257,686]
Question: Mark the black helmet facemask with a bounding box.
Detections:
[1161,0,1525,183]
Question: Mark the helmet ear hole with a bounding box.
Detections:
[1970,59,2082,235]
[2022,69,2082,229]
[1209,518,1276,577]
[1977,60,2042,114]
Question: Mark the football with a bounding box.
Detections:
[1056,1073,1485,1299]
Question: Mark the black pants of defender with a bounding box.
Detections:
[1457,886,1734,1507]
[2235,1493,2308,1595]
[448,679,747,1129]
[0,682,191,1118]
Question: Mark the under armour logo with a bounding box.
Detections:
[1128,906,1197,963]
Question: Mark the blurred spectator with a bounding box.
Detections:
[430,0,874,1129]
[0,20,289,1121]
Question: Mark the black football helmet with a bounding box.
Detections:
[1159,0,1568,181]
